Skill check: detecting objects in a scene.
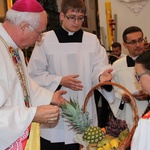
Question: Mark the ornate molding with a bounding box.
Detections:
[119,0,148,15]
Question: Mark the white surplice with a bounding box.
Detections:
[110,56,148,129]
[0,23,53,149]
[131,111,150,150]
[28,30,114,144]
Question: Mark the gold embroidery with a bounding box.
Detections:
[0,36,30,107]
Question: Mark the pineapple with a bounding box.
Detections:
[83,126,105,144]
[61,99,105,144]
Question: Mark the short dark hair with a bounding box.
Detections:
[135,51,150,71]
[111,42,121,49]
[61,0,86,14]
[122,26,143,43]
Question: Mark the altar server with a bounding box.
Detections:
[28,0,114,149]
[110,26,148,130]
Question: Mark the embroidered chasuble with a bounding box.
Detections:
[0,23,53,149]
[9,47,30,107]
[6,46,31,150]
[5,46,40,150]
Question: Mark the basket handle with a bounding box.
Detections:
[83,82,139,123]
[83,81,139,150]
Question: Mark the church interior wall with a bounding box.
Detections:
[1,0,149,55]
[57,0,150,54]
[98,0,150,54]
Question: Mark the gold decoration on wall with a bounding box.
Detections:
[0,0,7,19]
[7,0,13,10]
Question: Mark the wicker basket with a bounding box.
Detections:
[83,82,139,150]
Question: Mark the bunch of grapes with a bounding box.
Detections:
[105,117,129,137]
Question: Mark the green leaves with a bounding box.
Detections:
[61,98,92,134]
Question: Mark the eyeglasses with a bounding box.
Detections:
[29,24,44,38]
[135,70,150,82]
[125,37,144,45]
[65,15,84,22]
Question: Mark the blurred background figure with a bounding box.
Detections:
[111,42,126,58]
[108,42,126,64]
[143,36,150,51]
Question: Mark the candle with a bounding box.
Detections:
[7,0,13,10]
[105,0,113,50]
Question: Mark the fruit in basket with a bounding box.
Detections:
[101,128,106,134]
[97,148,104,150]
[118,129,129,142]
[83,126,105,144]
[105,117,129,137]
[109,138,121,149]
[101,143,111,150]
[61,98,92,134]
[97,142,111,150]
[97,134,114,148]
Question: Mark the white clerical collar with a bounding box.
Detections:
[62,26,75,35]
[68,32,74,35]
[129,55,138,60]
